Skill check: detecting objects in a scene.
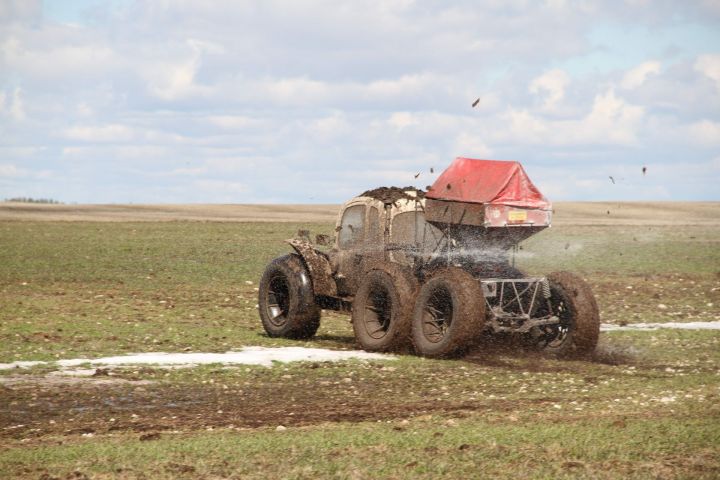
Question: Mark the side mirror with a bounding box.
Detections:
[315,234,331,246]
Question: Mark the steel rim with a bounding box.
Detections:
[363,283,392,339]
[266,273,290,327]
[537,286,572,348]
[421,284,453,343]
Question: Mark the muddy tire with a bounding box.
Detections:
[411,267,485,358]
[530,271,599,358]
[351,265,416,352]
[258,254,320,339]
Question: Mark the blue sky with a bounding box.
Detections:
[1,0,719,203]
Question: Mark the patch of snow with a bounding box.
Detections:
[48,369,97,377]
[0,346,394,371]
[0,360,46,370]
[601,321,720,331]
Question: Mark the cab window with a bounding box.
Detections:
[391,212,446,252]
[368,206,381,242]
[338,205,365,248]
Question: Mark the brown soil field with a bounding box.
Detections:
[0,202,339,223]
[0,345,644,443]
[1,201,718,225]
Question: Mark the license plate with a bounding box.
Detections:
[508,210,527,223]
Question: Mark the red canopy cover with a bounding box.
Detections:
[426,157,551,209]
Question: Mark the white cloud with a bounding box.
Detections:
[699,0,720,15]
[0,146,43,157]
[621,60,661,89]
[0,0,41,22]
[259,77,329,106]
[76,102,94,117]
[307,112,351,140]
[202,156,265,174]
[695,54,720,91]
[0,164,25,177]
[0,87,26,120]
[193,179,248,198]
[226,73,457,110]
[1,36,117,81]
[9,87,25,120]
[62,124,135,142]
[113,146,171,159]
[170,167,207,176]
[0,163,50,179]
[143,52,205,101]
[388,112,419,131]
[688,119,720,146]
[365,73,441,99]
[497,89,644,146]
[208,115,260,129]
[453,132,493,158]
[0,1,718,202]
[503,109,550,144]
[529,69,570,111]
[581,89,644,144]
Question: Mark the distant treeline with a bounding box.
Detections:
[4,197,63,204]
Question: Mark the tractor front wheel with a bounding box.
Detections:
[258,254,320,339]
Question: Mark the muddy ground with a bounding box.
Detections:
[0,342,696,445]
[1,206,718,478]
[1,371,487,440]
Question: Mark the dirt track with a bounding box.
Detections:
[0,349,617,443]
[1,201,718,225]
[1,373,491,440]
[0,203,339,223]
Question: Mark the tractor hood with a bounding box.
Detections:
[426,157,550,210]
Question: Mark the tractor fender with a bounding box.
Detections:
[285,239,338,297]
[362,259,418,289]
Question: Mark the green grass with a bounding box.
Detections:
[1,219,719,479]
[3,412,719,479]
[0,222,339,361]
[1,222,718,361]
[519,224,720,275]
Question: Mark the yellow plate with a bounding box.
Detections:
[508,210,527,223]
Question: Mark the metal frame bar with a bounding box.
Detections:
[481,278,558,333]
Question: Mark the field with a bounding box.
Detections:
[1,202,719,479]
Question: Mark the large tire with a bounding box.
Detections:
[530,271,600,358]
[351,265,416,352]
[411,268,485,358]
[258,254,320,339]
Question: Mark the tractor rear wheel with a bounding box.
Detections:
[258,254,320,339]
[529,271,599,358]
[351,265,416,352]
[411,268,485,358]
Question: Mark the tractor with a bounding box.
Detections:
[258,158,600,358]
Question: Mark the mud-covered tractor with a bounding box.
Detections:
[258,158,600,358]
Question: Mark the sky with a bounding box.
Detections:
[1,0,719,204]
